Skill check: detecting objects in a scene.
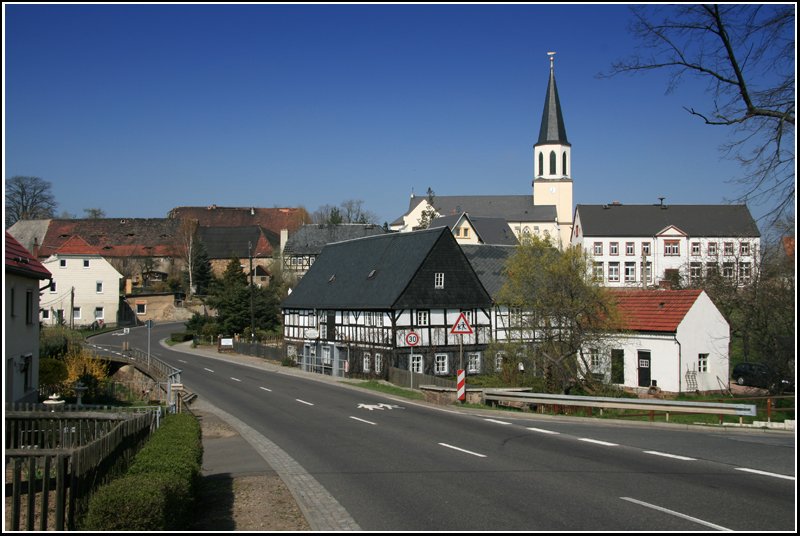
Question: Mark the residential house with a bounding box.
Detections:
[5,232,52,403]
[282,227,492,378]
[430,213,519,246]
[391,54,572,247]
[282,223,387,278]
[39,236,123,328]
[588,289,730,394]
[572,203,761,288]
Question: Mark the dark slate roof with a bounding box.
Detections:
[402,195,557,223]
[460,245,515,300]
[536,61,570,146]
[284,223,387,255]
[283,227,488,310]
[5,231,52,280]
[430,213,519,246]
[576,204,761,238]
[197,226,275,259]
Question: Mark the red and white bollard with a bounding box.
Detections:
[457,369,466,402]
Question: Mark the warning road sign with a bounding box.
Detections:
[450,312,473,335]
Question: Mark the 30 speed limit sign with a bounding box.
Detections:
[405,331,420,346]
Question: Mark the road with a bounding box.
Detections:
[91,323,796,531]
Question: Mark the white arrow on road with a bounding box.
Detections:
[357,403,403,411]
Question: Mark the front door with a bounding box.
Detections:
[637,350,651,387]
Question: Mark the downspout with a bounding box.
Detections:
[675,333,682,393]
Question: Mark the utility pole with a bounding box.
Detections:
[249,241,255,341]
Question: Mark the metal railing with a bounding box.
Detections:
[483,389,757,422]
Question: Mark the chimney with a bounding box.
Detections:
[33,237,40,259]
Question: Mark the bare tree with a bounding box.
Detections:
[602,4,795,225]
[178,218,199,297]
[312,200,377,225]
[5,175,58,227]
[83,208,106,219]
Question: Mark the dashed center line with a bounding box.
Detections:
[230,377,242,382]
[204,368,215,373]
[438,443,487,458]
[644,450,696,461]
[620,497,730,531]
[349,416,377,426]
[735,467,795,481]
[484,418,512,425]
[259,387,272,392]
[527,427,560,435]
[296,399,314,406]
[578,438,618,447]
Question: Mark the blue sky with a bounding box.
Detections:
[3,3,779,230]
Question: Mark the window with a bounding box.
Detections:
[94,307,104,320]
[708,242,718,256]
[322,346,331,366]
[417,310,429,326]
[706,262,718,277]
[50,281,56,293]
[42,309,50,320]
[739,262,751,282]
[642,242,651,256]
[698,353,708,373]
[435,353,449,375]
[593,242,603,255]
[363,353,371,373]
[609,242,619,256]
[96,281,103,293]
[691,242,701,256]
[664,240,680,256]
[589,348,600,370]
[722,262,735,279]
[59,259,67,268]
[411,354,423,374]
[640,261,652,282]
[608,262,620,282]
[593,262,604,282]
[495,352,505,372]
[724,242,734,256]
[740,242,751,256]
[624,262,636,283]
[83,259,90,268]
[538,152,544,176]
[73,307,81,320]
[26,290,35,325]
[549,150,556,175]
[690,262,702,282]
[434,272,444,289]
[136,303,146,315]
[626,242,635,256]
[467,352,481,374]
[562,152,568,175]
[375,353,382,374]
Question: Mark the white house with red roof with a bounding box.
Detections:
[6,231,52,403]
[587,289,730,394]
[40,236,123,328]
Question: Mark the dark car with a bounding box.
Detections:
[732,362,793,392]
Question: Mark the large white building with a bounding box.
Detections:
[39,236,123,327]
[571,202,761,288]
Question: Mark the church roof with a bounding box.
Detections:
[403,195,557,224]
[536,56,570,146]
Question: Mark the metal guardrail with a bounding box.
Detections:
[483,389,757,421]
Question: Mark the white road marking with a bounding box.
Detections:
[735,467,795,481]
[259,387,272,392]
[178,359,187,364]
[620,497,730,531]
[204,368,215,373]
[578,438,618,447]
[349,416,377,426]
[230,377,242,382]
[484,419,512,425]
[527,427,560,435]
[296,399,314,406]
[644,450,697,461]
[438,443,487,458]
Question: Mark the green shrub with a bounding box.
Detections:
[170,332,194,342]
[38,357,68,388]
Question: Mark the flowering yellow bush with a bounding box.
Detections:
[61,347,109,397]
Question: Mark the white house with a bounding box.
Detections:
[40,236,123,327]
[572,202,761,288]
[587,289,730,394]
[5,231,52,403]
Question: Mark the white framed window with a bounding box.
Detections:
[435,353,449,375]
[467,352,481,374]
[136,303,146,315]
[375,353,382,374]
[96,281,103,293]
[608,262,620,282]
[724,242,734,256]
[642,242,651,256]
[691,242,701,256]
[708,242,718,256]
[83,259,90,268]
[593,262,604,282]
[593,242,603,255]
[640,261,652,282]
[322,346,331,366]
[94,307,104,320]
[363,353,371,373]
[59,259,67,268]
[723,262,735,279]
[624,262,636,282]
[625,242,635,256]
[495,352,505,372]
[690,262,702,282]
[698,353,708,373]
[739,262,751,282]
[411,354,423,374]
[740,242,751,256]
[417,310,429,326]
[664,240,680,256]
[434,272,445,289]
[73,307,81,320]
[609,242,619,256]
[589,348,600,370]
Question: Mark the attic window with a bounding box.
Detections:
[367,269,377,279]
[328,274,336,283]
[126,233,135,237]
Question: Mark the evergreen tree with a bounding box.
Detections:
[192,240,212,296]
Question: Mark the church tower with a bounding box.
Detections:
[533,52,574,247]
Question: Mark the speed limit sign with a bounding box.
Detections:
[405,331,420,346]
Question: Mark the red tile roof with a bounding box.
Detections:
[54,235,101,255]
[610,289,703,333]
[5,231,52,280]
[168,206,308,234]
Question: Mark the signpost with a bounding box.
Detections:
[451,314,473,401]
[406,330,419,389]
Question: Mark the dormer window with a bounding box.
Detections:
[434,272,444,289]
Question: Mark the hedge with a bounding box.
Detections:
[82,413,203,530]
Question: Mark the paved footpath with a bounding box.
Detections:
[169,342,361,531]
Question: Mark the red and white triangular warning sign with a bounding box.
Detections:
[450,312,473,335]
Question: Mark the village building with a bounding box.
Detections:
[430,213,518,246]
[5,231,52,403]
[282,223,387,279]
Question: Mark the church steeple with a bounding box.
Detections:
[533,52,571,180]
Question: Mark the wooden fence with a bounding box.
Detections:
[4,409,158,531]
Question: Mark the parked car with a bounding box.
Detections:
[732,362,793,392]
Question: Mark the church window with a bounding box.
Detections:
[562,152,568,175]
[549,151,556,175]
[538,153,544,176]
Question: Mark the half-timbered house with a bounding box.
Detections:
[282,227,492,378]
